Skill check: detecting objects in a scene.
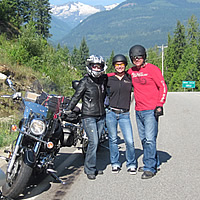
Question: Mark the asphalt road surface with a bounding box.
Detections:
[1,92,200,200]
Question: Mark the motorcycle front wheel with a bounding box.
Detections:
[81,138,88,156]
[2,155,33,199]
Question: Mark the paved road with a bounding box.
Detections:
[2,92,200,200]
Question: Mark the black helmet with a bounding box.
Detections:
[129,45,147,63]
[112,54,127,66]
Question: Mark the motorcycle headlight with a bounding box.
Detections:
[30,119,46,136]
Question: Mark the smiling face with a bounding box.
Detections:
[114,62,126,73]
[132,56,144,69]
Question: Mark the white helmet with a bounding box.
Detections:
[86,55,107,77]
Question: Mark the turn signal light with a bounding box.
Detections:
[47,142,54,149]
[10,125,18,132]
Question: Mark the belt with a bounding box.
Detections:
[109,107,129,114]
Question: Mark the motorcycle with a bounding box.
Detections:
[1,78,70,199]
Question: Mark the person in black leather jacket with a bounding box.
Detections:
[66,55,107,180]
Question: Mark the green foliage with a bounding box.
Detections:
[78,38,89,75]
[147,46,162,70]
[106,51,115,73]
[0,0,51,39]
[166,15,200,91]
[33,0,52,38]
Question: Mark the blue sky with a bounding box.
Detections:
[49,0,125,6]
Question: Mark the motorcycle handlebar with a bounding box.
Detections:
[1,95,12,98]
[1,92,22,100]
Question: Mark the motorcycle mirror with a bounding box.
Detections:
[5,78,12,86]
[72,80,80,90]
[5,78,15,91]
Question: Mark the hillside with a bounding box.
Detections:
[60,0,200,58]
[49,16,71,43]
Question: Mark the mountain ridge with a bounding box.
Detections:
[50,2,119,28]
[59,0,200,58]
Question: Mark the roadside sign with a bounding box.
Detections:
[182,81,195,88]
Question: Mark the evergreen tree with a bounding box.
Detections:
[196,36,200,71]
[147,46,161,70]
[79,37,89,75]
[169,16,200,91]
[71,46,81,71]
[32,0,51,38]
[106,50,115,73]
[0,0,9,21]
[165,21,186,90]
[20,0,33,24]
[186,15,199,46]
[0,0,18,25]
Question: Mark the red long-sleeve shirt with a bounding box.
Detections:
[127,63,167,111]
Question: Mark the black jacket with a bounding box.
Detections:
[107,72,132,110]
[67,74,107,118]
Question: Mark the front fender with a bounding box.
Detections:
[23,149,36,167]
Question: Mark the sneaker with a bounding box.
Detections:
[87,174,96,180]
[141,171,155,179]
[95,170,104,175]
[157,166,161,171]
[127,168,137,175]
[112,166,120,174]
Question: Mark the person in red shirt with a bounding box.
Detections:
[128,45,167,179]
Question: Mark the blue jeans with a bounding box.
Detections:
[136,110,160,174]
[82,116,105,175]
[106,109,136,169]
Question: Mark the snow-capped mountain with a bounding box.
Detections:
[50,2,119,28]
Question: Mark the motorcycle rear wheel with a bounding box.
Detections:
[2,156,33,199]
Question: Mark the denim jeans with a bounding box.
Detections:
[136,110,160,174]
[106,109,136,169]
[82,116,105,175]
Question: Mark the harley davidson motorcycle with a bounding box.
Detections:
[1,78,71,199]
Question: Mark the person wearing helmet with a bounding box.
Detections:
[128,45,168,179]
[106,54,136,174]
[66,55,107,180]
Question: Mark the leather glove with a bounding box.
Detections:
[154,106,163,119]
[62,108,72,115]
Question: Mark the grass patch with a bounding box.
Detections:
[0,117,18,147]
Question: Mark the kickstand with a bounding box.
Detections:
[47,169,66,185]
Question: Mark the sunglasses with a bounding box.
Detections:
[133,56,143,60]
[114,63,125,67]
[91,64,102,69]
